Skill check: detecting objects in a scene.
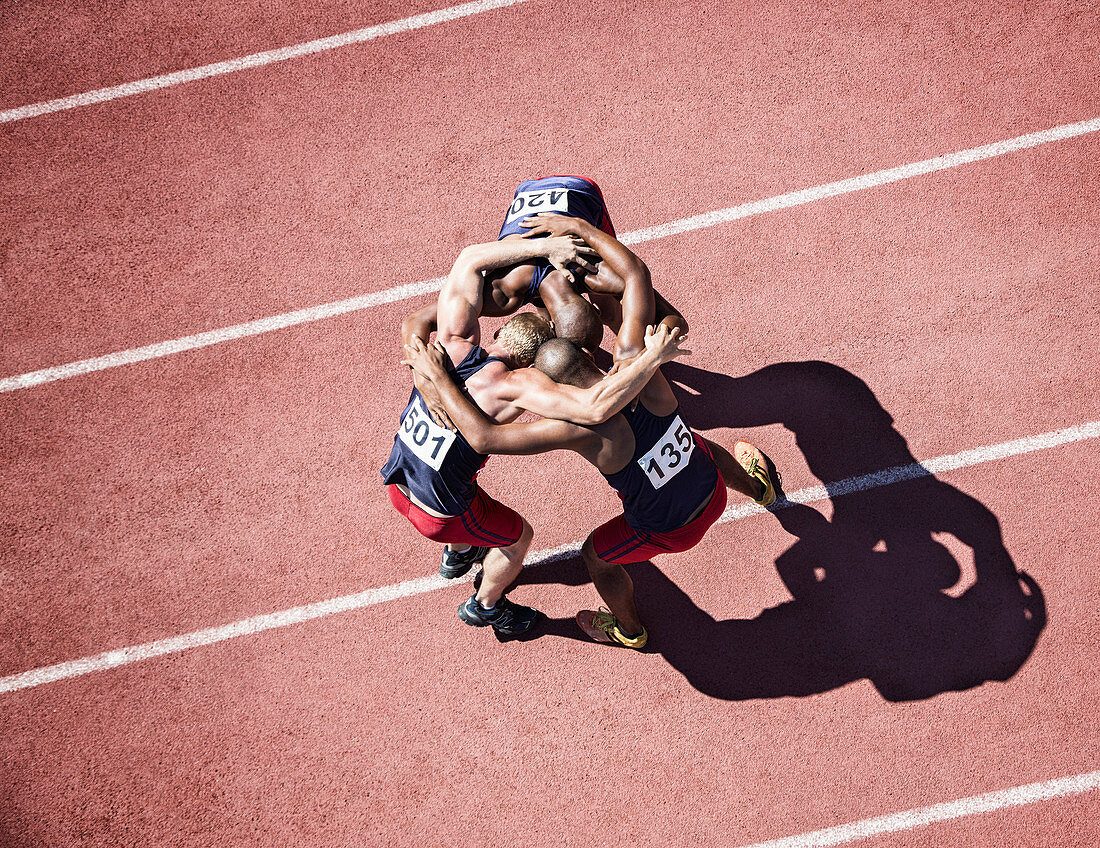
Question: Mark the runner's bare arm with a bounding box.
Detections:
[436,237,599,345]
[521,213,655,359]
[580,229,652,361]
[401,302,438,346]
[396,301,456,429]
[520,213,648,287]
[498,324,690,425]
[403,340,593,455]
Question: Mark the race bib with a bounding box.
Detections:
[398,399,457,471]
[504,189,571,224]
[637,416,695,490]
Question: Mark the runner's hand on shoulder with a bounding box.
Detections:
[401,339,455,429]
[401,338,447,379]
[537,235,599,284]
[519,212,585,238]
[644,324,691,365]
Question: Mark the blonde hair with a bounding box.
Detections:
[496,313,556,367]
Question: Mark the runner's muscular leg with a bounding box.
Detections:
[581,536,644,636]
[702,437,764,501]
[475,519,534,607]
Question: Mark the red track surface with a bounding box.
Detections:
[2,1,1098,846]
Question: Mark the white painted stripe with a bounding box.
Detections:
[720,418,1100,521]
[736,770,1100,848]
[0,572,459,694]
[618,116,1100,245]
[0,278,445,392]
[2,418,1097,696]
[3,115,1098,394]
[0,0,529,124]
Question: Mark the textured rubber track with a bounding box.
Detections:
[2,0,1099,846]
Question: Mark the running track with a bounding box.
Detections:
[2,1,1098,846]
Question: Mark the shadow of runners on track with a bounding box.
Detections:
[508,360,1047,702]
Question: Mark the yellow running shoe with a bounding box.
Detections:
[734,440,778,507]
[576,608,648,649]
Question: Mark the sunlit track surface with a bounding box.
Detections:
[4,0,1099,845]
[2,115,1097,393]
[3,418,1096,695]
[0,0,530,124]
[738,771,1100,848]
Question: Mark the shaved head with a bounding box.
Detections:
[550,299,604,352]
[533,338,602,388]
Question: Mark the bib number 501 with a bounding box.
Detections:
[398,399,456,471]
[637,416,695,490]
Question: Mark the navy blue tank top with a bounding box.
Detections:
[496,175,616,305]
[380,346,502,516]
[601,401,719,532]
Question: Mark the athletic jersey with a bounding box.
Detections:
[496,175,616,306]
[601,400,719,533]
[380,346,503,516]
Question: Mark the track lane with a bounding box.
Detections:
[5,114,1100,394]
[3,0,1099,375]
[860,791,1100,848]
[2,444,1098,846]
[0,0,457,110]
[7,417,1097,695]
[4,1,1099,845]
[3,136,1098,675]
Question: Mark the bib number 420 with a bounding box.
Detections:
[504,189,571,224]
[398,399,456,471]
[637,416,695,490]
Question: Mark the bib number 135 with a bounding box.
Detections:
[637,416,695,490]
[398,399,457,471]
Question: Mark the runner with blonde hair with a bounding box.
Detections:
[493,312,555,366]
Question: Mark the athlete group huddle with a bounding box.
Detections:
[382,176,778,648]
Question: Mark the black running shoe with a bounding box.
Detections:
[440,546,490,579]
[457,594,539,636]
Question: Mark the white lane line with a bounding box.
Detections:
[3,114,1099,394]
[2,418,1097,696]
[0,573,462,695]
[0,0,529,124]
[619,116,1100,246]
[0,278,446,392]
[737,770,1100,848]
